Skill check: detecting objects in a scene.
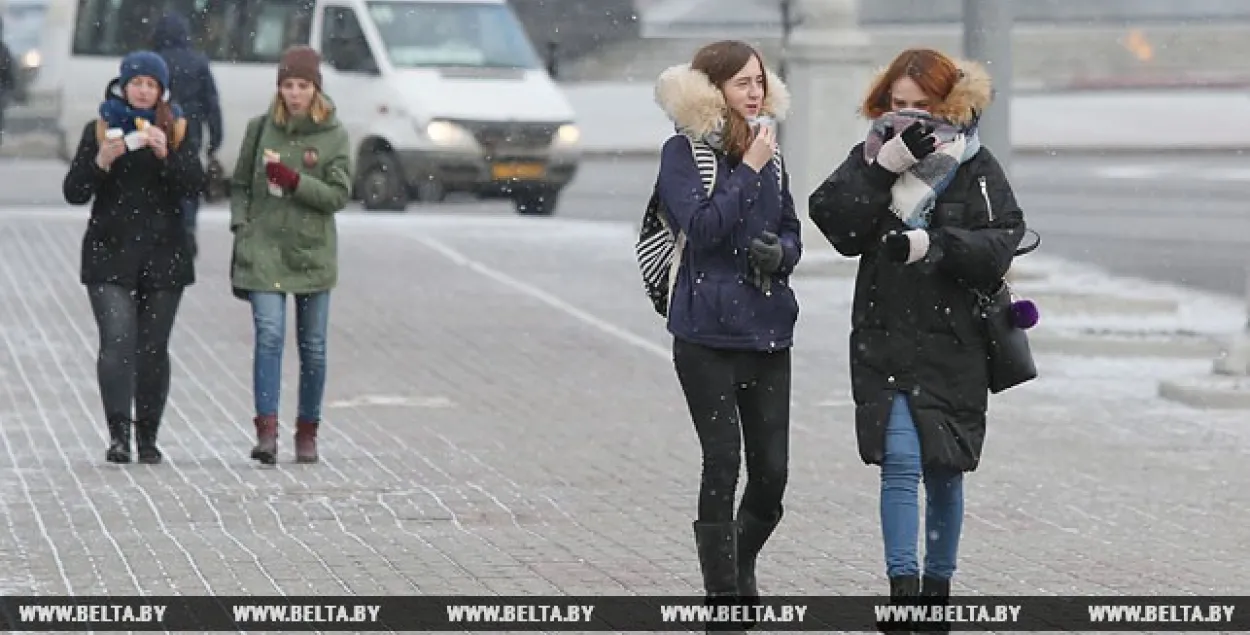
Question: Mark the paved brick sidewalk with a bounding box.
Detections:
[0,208,1245,622]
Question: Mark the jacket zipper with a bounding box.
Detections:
[979,176,994,222]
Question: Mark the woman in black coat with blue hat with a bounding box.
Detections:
[63,51,203,465]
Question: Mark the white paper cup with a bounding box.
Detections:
[123,131,145,151]
[105,128,124,141]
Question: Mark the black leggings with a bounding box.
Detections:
[673,338,792,524]
[87,284,183,424]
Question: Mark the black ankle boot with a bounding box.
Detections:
[736,508,781,629]
[877,575,919,634]
[916,576,951,632]
[105,417,132,464]
[135,420,162,465]
[693,521,745,634]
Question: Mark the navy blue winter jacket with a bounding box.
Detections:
[656,134,802,352]
[153,14,223,154]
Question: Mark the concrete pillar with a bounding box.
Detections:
[781,0,874,268]
[962,0,1014,176]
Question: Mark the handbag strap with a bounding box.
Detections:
[1015,228,1041,256]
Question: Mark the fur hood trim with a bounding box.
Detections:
[654,64,791,138]
[864,58,993,128]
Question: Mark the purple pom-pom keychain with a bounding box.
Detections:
[1009,295,1039,330]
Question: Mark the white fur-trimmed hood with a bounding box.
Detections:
[654,63,791,138]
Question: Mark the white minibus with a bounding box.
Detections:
[50,0,581,214]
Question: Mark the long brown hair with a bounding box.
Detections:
[690,40,768,158]
[154,100,176,142]
[861,48,961,120]
[271,90,333,126]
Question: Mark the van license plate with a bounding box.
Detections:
[491,162,546,180]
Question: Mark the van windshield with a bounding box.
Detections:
[365,1,542,69]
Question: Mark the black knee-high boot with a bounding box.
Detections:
[915,576,951,632]
[877,575,919,634]
[693,521,744,634]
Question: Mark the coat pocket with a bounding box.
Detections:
[930,202,967,229]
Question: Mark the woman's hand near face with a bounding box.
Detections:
[742,125,776,172]
[145,126,168,159]
[95,137,126,171]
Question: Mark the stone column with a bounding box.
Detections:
[781,0,874,268]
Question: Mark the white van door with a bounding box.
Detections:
[313,2,386,157]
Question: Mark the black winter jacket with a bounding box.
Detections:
[810,143,1026,472]
[63,112,203,290]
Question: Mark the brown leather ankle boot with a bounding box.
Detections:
[294,419,319,464]
[250,415,278,465]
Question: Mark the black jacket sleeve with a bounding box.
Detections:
[63,122,107,206]
[808,143,901,257]
[201,63,224,153]
[931,149,1026,291]
[161,119,206,202]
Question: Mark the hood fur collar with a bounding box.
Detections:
[864,58,993,128]
[654,64,791,139]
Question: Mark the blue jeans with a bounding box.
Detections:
[181,196,199,233]
[249,291,331,422]
[880,393,964,580]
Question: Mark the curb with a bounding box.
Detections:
[1029,331,1226,359]
[1158,375,1250,409]
[1016,292,1179,317]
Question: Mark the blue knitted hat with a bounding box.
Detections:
[119,51,170,90]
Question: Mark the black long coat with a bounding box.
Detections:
[809,144,1026,472]
[63,111,202,291]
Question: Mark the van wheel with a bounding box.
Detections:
[360,153,409,212]
[513,189,559,216]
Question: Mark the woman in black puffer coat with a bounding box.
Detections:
[808,47,1027,622]
[63,51,203,465]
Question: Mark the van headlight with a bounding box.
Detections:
[21,49,41,69]
[424,120,473,147]
[555,123,580,146]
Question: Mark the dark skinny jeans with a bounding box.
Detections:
[87,283,183,425]
[673,337,791,524]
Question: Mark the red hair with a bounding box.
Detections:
[861,48,960,119]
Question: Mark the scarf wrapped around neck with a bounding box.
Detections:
[685,114,776,153]
[862,109,981,229]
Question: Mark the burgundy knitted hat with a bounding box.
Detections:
[277,46,322,89]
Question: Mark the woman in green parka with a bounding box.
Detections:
[230,46,352,466]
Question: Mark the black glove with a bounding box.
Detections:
[875,120,937,174]
[882,230,911,263]
[748,231,784,274]
[898,120,937,160]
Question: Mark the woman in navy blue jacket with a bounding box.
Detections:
[653,39,802,614]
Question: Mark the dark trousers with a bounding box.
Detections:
[673,337,791,524]
[87,284,184,424]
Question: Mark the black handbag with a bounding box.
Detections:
[974,282,1037,394]
[969,229,1042,394]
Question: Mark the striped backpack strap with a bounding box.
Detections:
[635,135,719,318]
